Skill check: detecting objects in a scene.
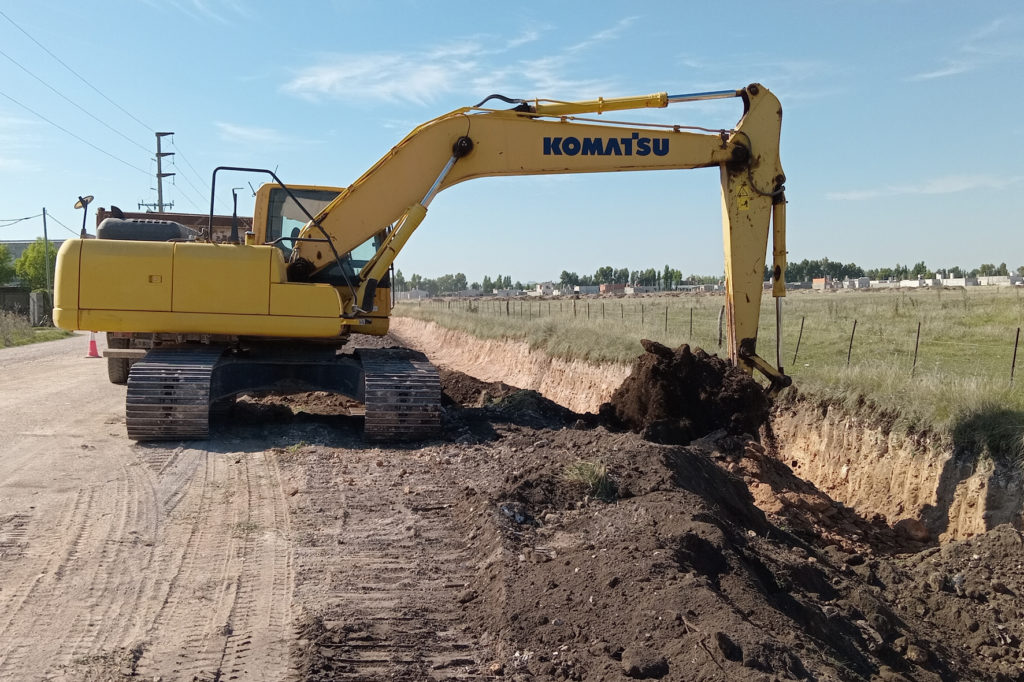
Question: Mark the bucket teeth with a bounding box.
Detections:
[125,346,226,441]
[360,348,441,442]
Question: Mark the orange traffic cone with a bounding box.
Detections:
[86,331,100,358]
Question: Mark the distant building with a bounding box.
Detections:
[573,285,600,295]
[599,283,626,295]
[397,288,429,300]
[977,275,1013,287]
[811,277,833,291]
[529,282,556,297]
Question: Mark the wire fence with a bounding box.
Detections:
[400,293,1023,388]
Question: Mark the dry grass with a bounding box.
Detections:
[0,311,71,348]
[563,460,616,501]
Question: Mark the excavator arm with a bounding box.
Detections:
[289,83,788,389]
[53,83,790,396]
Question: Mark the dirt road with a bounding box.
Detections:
[0,336,490,681]
[0,336,295,679]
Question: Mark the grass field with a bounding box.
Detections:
[0,311,72,348]
[396,286,1024,458]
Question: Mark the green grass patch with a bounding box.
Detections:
[0,311,72,348]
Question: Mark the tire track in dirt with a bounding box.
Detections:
[286,446,488,680]
[136,450,295,681]
[0,338,297,679]
[0,487,93,669]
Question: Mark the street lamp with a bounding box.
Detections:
[75,195,94,238]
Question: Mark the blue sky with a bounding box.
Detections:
[1,1,1021,283]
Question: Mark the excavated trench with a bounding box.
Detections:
[391,317,1024,543]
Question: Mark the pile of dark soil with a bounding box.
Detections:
[453,425,1024,682]
[439,368,519,407]
[440,370,580,435]
[600,340,771,445]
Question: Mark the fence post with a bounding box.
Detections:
[573,299,577,318]
[587,302,590,319]
[689,308,693,337]
[602,302,605,319]
[620,303,623,320]
[641,303,645,327]
[792,315,805,365]
[911,321,921,377]
[664,306,668,333]
[717,305,724,348]
[847,319,858,367]
[1011,327,1020,386]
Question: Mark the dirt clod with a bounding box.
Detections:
[600,340,771,444]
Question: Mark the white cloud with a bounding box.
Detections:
[215,122,308,146]
[909,16,1023,81]
[141,0,249,25]
[282,17,636,104]
[283,52,474,105]
[566,16,637,53]
[827,174,1024,200]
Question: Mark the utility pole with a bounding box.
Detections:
[139,132,175,212]
[42,207,51,298]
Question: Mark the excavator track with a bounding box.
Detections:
[126,346,226,441]
[360,348,442,442]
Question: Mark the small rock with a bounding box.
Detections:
[991,579,1013,595]
[894,518,930,542]
[905,644,929,664]
[457,589,478,604]
[713,631,742,662]
[620,647,669,679]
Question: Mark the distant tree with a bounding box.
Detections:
[1017,265,1024,277]
[559,270,579,287]
[470,281,480,291]
[436,274,455,293]
[393,269,406,292]
[409,273,423,290]
[614,267,629,284]
[910,261,929,278]
[14,238,57,291]
[452,272,467,292]
[482,275,493,293]
[514,280,523,291]
[978,263,996,276]
[594,266,614,284]
[0,244,14,285]
[996,262,1009,276]
[502,275,512,289]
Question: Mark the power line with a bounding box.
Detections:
[0,8,153,133]
[0,213,43,226]
[170,136,208,187]
[45,213,81,237]
[0,46,151,154]
[0,87,150,175]
[170,136,227,212]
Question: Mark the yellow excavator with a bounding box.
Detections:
[54,83,789,441]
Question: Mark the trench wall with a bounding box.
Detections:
[391,317,1023,541]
